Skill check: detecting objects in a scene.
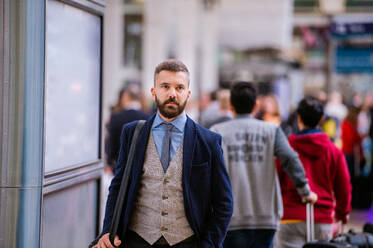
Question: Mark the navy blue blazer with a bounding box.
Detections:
[102,114,233,247]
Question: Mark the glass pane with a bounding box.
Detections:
[45,0,101,173]
[42,181,98,248]
[123,14,143,68]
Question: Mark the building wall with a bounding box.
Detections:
[0,0,104,247]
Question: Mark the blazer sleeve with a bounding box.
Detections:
[101,123,133,235]
[200,135,234,248]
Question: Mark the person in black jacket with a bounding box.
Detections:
[107,83,149,172]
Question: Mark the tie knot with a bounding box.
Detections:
[163,123,174,131]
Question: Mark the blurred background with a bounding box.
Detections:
[1,0,373,247]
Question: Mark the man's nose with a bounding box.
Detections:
[168,87,177,97]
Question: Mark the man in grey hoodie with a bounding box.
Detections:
[210,81,317,248]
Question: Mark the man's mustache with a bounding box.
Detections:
[164,98,179,105]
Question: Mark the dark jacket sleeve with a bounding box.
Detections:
[101,123,134,235]
[200,134,234,248]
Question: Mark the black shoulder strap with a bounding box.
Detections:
[109,120,146,246]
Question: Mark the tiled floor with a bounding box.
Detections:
[345,205,373,232]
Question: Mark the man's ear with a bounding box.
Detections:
[151,87,155,100]
[297,114,304,129]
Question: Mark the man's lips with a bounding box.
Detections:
[165,100,178,105]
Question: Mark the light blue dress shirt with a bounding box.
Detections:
[151,112,187,162]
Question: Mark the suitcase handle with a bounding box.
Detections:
[306,202,315,242]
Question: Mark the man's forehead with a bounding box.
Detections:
[154,70,190,84]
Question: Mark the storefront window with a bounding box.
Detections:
[45,0,101,173]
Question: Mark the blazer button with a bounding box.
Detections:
[161,211,168,216]
[161,226,168,231]
[162,195,168,200]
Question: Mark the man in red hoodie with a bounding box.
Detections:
[276,96,351,248]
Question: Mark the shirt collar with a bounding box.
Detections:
[152,111,187,133]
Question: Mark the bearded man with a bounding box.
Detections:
[94,59,233,248]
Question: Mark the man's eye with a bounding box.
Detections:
[162,85,169,89]
[177,86,184,90]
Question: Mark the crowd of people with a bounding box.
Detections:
[201,86,373,209]
[94,59,372,248]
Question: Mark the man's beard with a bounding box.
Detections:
[155,95,187,119]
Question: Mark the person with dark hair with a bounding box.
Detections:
[296,96,324,127]
[107,83,149,172]
[229,82,257,114]
[94,59,233,248]
[276,96,351,248]
[211,82,317,248]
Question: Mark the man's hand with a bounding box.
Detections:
[93,233,121,248]
[302,191,318,204]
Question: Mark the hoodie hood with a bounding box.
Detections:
[288,132,331,157]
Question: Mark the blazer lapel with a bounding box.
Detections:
[183,116,196,183]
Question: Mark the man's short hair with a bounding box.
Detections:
[230,81,257,114]
[154,59,189,83]
[297,96,324,128]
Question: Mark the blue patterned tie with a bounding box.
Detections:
[161,123,174,172]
